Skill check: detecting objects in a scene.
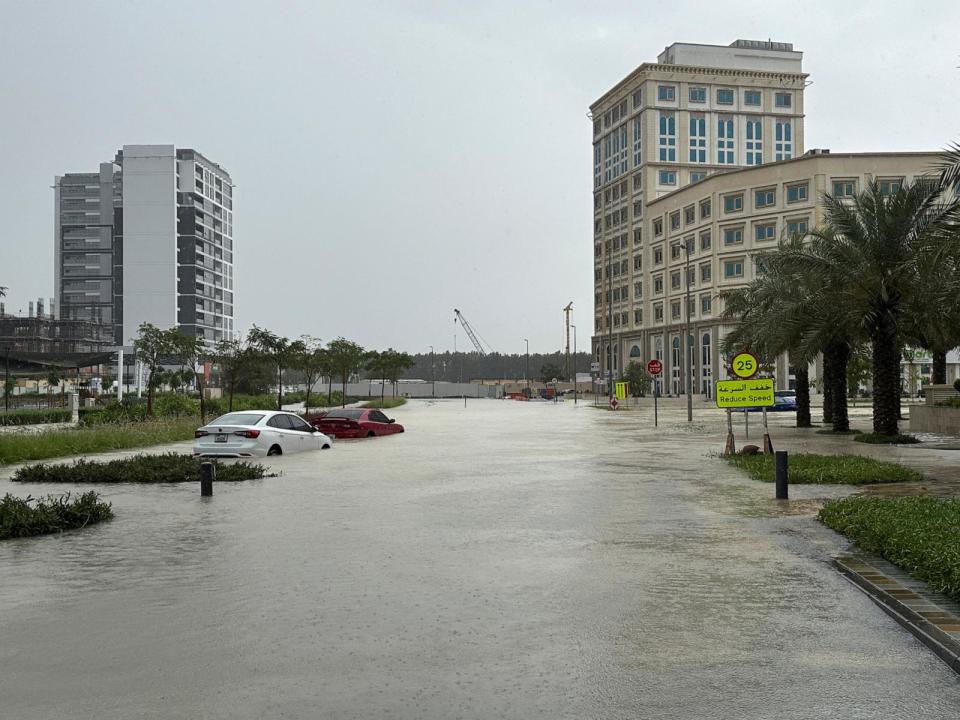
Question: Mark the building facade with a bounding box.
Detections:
[54,145,235,346]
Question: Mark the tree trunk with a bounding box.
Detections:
[276,365,283,411]
[341,373,347,407]
[822,354,834,425]
[828,342,850,432]
[327,376,332,405]
[380,380,385,403]
[304,384,311,415]
[197,373,205,424]
[933,349,947,386]
[229,380,235,412]
[795,366,811,428]
[871,316,901,435]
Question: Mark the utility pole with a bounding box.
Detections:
[524,338,529,393]
[607,240,614,399]
[572,324,577,405]
[429,345,435,398]
[563,301,573,381]
[683,238,693,422]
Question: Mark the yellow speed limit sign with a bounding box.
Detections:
[730,351,759,380]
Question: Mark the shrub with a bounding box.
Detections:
[12,453,267,484]
[153,393,199,417]
[853,433,920,444]
[954,378,960,394]
[361,397,407,409]
[0,408,72,426]
[819,496,960,601]
[724,452,921,484]
[1,491,113,540]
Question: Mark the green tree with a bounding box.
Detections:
[326,338,366,407]
[247,326,291,410]
[381,349,415,398]
[789,180,960,435]
[364,350,386,402]
[290,336,326,411]
[623,361,652,397]
[211,339,248,412]
[845,344,872,398]
[168,330,209,422]
[133,322,175,417]
[539,362,562,384]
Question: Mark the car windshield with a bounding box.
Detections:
[209,413,265,426]
[325,409,365,419]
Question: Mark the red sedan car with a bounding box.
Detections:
[307,408,405,439]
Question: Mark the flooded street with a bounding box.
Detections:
[2,399,959,718]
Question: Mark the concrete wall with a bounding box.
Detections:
[310,381,500,400]
[909,406,960,437]
[121,145,177,343]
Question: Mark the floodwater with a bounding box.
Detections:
[1,399,959,719]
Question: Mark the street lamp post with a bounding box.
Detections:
[682,238,693,422]
[571,324,577,406]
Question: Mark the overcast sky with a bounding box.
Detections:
[2,1,958,354]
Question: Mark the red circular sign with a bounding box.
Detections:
[647,359,663,376]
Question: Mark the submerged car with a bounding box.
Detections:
[307,408,404,438]
[194,410,332,457]
[735,390,798,413]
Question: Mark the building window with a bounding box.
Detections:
[716,88,734,105]
[786,218,808,236]
[670,243,681,260]
[633,173,642,191]
[671,300,681,319]
[658,112,677,162]
[701,295,712,315]
[634,281,642,297]
[654,275,664,294]
[689,87,706,103]
[634,228,642,245]
[634,309,643,324]
[633,201,642,216]
[775,119,792,161]
[775,92,792,108]
[717,116,734,164]
[654,303,664,322]
[744,90,761,106]
[653,218,663,236]
[700,263,712,282]
[633,117,642,167]
[686,267,695,287]
[723,193,743,213]
[724,259,744,278]
[684,205,695,225]
[745,119,762,165]
[786,182,808,203]
[688,113,706,163]
[879,177,903,196]
[690,172,706,183]
[699,230,711,251]
[671,270,681,289]
[658,85,675,101]
[755,188,775,208]
[670,211,681,230]
[632,89,642,108]
[723,227,743,246]
[633,254,642,270]
[833,179,857,198]
[659,170,677,186]
[654,246,663,265]
[754,222,777,241]
[699,199,711,219]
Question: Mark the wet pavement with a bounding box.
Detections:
[2,399,960,719]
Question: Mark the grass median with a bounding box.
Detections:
[12,453,267,484]
[0,418,198,466]
[360,398,407,409]
[1,491,113,540]
[819,496,960,601]
[724,452,921,485]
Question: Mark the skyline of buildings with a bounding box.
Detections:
[53,144,234,347]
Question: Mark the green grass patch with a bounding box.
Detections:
[1,491,113,540]
[360,397,407,409]
[0,418,198,466]
[12,453,266,484]
[0,407,72,426]
[819,496,960,601]
[724,452,921,485]
[853,433,920,444]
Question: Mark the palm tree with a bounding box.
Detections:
[936,141,960,191]
[787,180,960,436]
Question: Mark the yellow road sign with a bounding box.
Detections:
[730,351,760,379]
[615,382,629,400]
[715,378,774,408]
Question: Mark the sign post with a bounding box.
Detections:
[647,359,663,428]
[715,375,774,456]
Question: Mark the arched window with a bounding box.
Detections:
[630,345,642,358]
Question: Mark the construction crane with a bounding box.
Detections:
[453,308,492,355]
[563,301,573,381]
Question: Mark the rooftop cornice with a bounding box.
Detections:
[590,62,808,112]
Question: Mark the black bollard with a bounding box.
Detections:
[775,450,788,500]
[200,461,214,497]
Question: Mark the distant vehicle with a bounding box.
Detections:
[307,408,404,438]
[735,390,797,413]
[194,410,332,457]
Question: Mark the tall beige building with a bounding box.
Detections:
[591,39,806,390]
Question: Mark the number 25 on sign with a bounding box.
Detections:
[730,351,759,380]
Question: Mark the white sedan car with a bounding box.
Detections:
[194,410,332,458]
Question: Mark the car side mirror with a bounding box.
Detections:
[387,418,395,424]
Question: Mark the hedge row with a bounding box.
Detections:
[12,453,267,484]
[724,453,921,485]
[0,407,72,426]
[819,496,960,601]
[1,491,113,540]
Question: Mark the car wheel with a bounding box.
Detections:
[367,431,375,438]
[322,444,331,450]
[267,445,282,456]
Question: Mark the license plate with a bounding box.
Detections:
[215,434,228,443]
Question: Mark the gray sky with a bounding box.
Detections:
[2,0,958,354]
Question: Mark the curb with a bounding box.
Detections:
[833,556,960,675]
